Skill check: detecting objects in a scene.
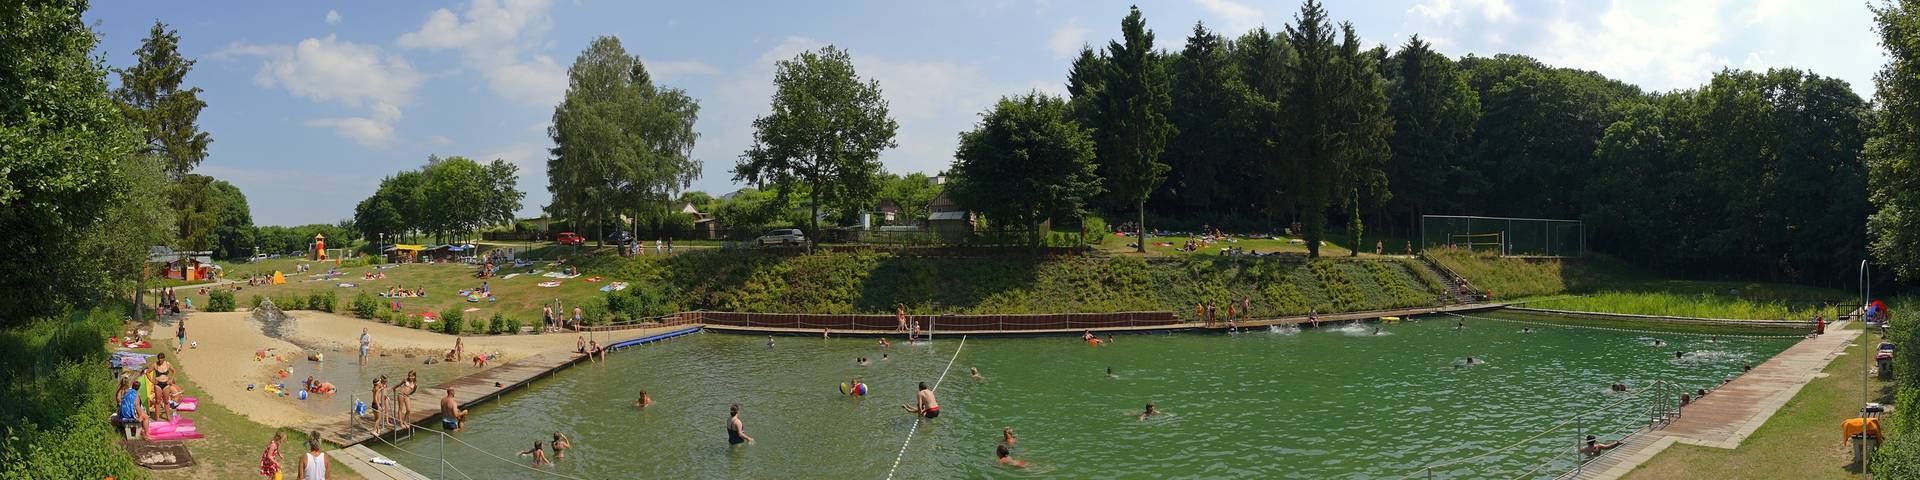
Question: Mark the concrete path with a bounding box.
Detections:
[1566,322,1860,479]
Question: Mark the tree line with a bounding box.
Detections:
[941,1,1874,285]
[352,155,524,246]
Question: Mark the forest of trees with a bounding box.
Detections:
[938,1,1876,285]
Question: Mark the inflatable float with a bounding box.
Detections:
[840,382,868,397]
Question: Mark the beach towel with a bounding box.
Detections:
[598,282,629,292]
[175,396,198,412]
[502,273,521,280]
[463,307,481,313]
[337,282,356,288]
[537,281,562,288]
[585,276,604,282]
[123,439,195,470]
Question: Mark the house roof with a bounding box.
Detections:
[929,211,968,221]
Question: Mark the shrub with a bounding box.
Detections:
[248,294,264,310]
[407,314,424,329]
[581,300,609,326]
[351,292,378,319]
[275,294,307,310]
[439,308,464,335]
[487,313,510,334]
[306,291,337,313]
[1080,215,1108,245]
[467,314,486,334]
[206,291,236,312]
[503,317,523,334]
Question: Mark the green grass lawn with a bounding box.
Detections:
[1625,324,1894,480]
[179,256,617,330]
[1528,292,1845,321]
[147,345,364,480]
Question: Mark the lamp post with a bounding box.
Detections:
[1861,259,1872,477]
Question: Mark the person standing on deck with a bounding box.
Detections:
[896,304,908,332]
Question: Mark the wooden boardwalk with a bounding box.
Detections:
[332,444,429,480]
[312,350,587,447]
[703,302,1506,337]
[1562,322,1861,479]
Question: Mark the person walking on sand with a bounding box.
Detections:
[727,404,753,445]
[297,434,327,480]
[358,328,371,365]
[259,431,283,479]
[571,307,584,330]
[176,315,187,351]
[543,305,556,332]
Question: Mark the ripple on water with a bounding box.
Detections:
[372,315,1798,479]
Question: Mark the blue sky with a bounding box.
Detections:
[85,0,1883,226]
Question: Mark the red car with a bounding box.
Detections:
[555,232,585,246]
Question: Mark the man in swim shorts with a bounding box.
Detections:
[902,382,940,419]
[441,388,467,430]
[359,328,371,364]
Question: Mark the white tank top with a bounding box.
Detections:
[304,451,327,479]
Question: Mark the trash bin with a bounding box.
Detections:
[1853,434,1880,463]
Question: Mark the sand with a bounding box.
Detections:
[172,309,675,429]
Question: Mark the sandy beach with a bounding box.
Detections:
[173,309,675,429]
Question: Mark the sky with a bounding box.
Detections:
[84,0,1885,226]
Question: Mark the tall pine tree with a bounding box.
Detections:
[1091,6,1176,252]
[113,21,211,179]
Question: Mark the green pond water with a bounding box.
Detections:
[372,312,1797,479]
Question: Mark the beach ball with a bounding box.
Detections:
[298,390,308,400]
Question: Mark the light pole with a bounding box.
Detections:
[1860,259,1872,477]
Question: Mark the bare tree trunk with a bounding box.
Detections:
[1135,200,1146,254]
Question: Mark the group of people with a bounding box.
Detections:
[1196,297,1254,328]
[115,353,185,437]
[380,286,428,298]
[155,287,190,316]
[544,305,587,332]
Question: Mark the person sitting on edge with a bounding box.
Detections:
[519,441,551,466]
[996,444,1028,468]
[441,388,468,431]
[635,391,653,408]
[1138,402,1160,421]
[901,382,940,419]
[1579,435,1622,456]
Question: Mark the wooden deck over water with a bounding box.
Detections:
[312,350,586,447]
[1563,322,1861,479]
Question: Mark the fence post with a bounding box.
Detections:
[438,431,446,480]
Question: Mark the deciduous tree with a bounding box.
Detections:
[734,46,898,242]
[949,93,1103,246]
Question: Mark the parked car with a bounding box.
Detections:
[556,232,585,246]
[756,229,806,246]
[251,253,270,262]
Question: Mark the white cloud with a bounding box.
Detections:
[1048,18,1090,59]
[1536,0,1730,91]
[222,36,423,148]
[307,102,402,148]
[325,10,341,25]
[1192,0,1265,34]
[1410,0,1517,25]
[426,135,455,146]
[399,0,566,106]
[1736,0,1790,25]
[645,59,721,79]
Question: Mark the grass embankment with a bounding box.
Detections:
[1626,323,1894,479]
[175,249,1450,329]
[1527,292,1844,321]
[0,309,145,479]
[1428,251,1851,321]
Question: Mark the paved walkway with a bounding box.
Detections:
[1567,322,1860,479]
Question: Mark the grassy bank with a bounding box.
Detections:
[0,308,145,479]
[1626,324,1893,479]
[172,250,1450,329]
[1527,292,1843,321]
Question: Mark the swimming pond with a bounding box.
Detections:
[372,312,1798,479]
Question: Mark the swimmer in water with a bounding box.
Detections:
[1001,427,1017,447]
[1522,327,1533,334]
[727,404,753,445]
[635,391,653,408]
[1107,367,1116,379]
[881,353,889,361]
[519,440,551,466]
[857,357,868,366]
[1674,351,1686,359]
[1372,326,1381,335]
[1456,320,1466,331]
[996,444,1028,468]
[767,336,775,348]
[1653,339,1666,347]
[1464,356,1482,365]
[846,378,867,397]
[1579,435,1622,456]
[900,382,940,419]
[970,367,981,379]
[879,338,891,349]
[1137,402,1160,421]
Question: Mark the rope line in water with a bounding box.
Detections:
[1443,312,1810,339]
[359,409,588,480]
[884,335,967,480]
[365,427,476,480]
